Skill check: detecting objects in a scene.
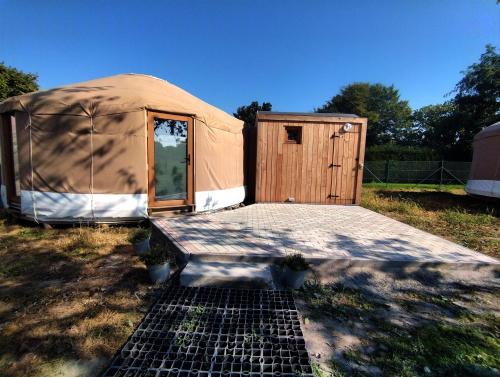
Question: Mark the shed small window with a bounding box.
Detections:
[284,126,302,144]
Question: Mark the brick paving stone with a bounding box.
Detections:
[152,204,498,264]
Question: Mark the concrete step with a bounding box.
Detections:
[180,261,276,289]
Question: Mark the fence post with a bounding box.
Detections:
[439,160,444,188]
[385,160,390,186]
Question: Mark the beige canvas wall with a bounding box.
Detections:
[15,111,147,195]
[12,108,243,198]
[195,120,244,192]
[469,133,500,181]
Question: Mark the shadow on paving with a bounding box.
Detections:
[155,211,497,264]
[102,282,314,377]
[159,218,433,260]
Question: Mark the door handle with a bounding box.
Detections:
[184,154,191,165]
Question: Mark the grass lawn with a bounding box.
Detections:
[296,273,500,377]
[0,211,155,377]
[361,183,499,258]
[0,183,497,377]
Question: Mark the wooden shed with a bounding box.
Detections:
[255,112,367,205]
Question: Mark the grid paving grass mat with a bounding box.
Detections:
[103,285,313,377]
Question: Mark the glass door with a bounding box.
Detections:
[147,112,193,208]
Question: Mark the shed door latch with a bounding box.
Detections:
[329,164,341,168]
[328,194,340,198]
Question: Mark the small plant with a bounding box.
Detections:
[17,227,47,240]
[178,305,205,335]
[311,362,331,377]
[282,253,309,271]
[139,243,173,267]
[244,328,264,344]
[129,228,151,244]
[176,333,192,347]
[280,253,310,289]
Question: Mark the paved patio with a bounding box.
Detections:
[152,204,498,265]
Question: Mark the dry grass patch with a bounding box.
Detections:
[0,211,155,377]
[361,183,500,258]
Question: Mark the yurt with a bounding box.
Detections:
[465,121,500,199]
[0,74,245,223]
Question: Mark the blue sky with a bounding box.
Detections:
[0,0,498,114]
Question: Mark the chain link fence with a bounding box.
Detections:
[363,161,471,185]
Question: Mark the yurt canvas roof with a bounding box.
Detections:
[0,73,243,133]
[474,121,500,140]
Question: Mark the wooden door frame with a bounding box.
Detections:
[353,120,367,205]
[147,111,194,208]
[0,113,20,206]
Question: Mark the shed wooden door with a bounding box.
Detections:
[327,124,364,204]
[255,120,366,205]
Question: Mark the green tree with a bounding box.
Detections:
[412,45,499,160]
[234,101,272,128]
[451,44,500,158]
[413,102,459,159]
[365,144,438,161]
[0,62,39,102]
[316,82,413,146]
